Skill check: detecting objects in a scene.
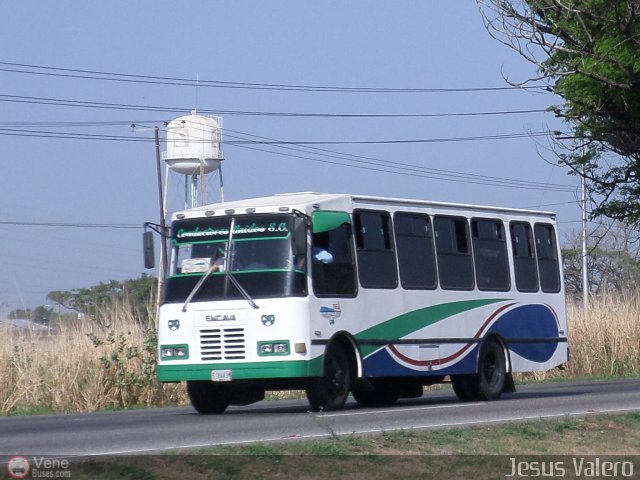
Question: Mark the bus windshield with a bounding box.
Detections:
[163,214,307,304]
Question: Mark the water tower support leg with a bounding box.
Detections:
[218,165,225,203]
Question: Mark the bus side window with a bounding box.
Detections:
[311,223,357,297]
[394,212,437,289]
[354,210,398,289]
[509,222,539,292]
[471,218,510,291]
[434,216,474,290]
[534,223,561,293]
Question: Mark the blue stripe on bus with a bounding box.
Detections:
[361,303,561,376]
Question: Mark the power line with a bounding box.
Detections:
[0,119,160,128]
[0,61,549,93]
[226,142,575,193]
[0,126,567,146]
[0,123,576,192]
[0,94,549,118]
[0,221,141,229]
[224,131,555,145]
[519,200,579,209]
[223,128,575,191]
[0,127,151,142]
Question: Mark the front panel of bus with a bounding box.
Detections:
[156,213,315,383]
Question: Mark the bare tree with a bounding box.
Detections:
[562,219,640,295]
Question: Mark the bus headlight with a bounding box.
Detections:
[258,341,290,356]
[160,345,189,360]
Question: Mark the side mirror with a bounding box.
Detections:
[291,217,307,256]
[143,231,155,269]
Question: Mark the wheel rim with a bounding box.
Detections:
[483,350,499,387]
[326,355,348,396]
[481,341,505,391]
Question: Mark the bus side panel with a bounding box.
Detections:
[354,299,567,378]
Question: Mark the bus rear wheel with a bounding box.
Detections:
[187,380,230,414]
[451,337,506,402]
[305,344,351,411]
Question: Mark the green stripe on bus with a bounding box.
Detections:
[312,211,352,233]
[157,357,323,382]
[355,298,507,358]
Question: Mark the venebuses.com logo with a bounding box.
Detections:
[6,457,30,479]
[6,456,71,479]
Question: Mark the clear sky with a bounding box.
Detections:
[0,1,581,311]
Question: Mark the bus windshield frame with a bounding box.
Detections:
[163,213,307,304]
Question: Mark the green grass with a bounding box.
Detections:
[9,404,57,416]
[55,412,640,480]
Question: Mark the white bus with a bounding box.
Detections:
[148,192,568,413]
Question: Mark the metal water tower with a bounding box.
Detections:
[162,112,224,211]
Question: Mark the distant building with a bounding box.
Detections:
[0,318,50,332]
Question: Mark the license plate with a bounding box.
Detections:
[211,369,232,382]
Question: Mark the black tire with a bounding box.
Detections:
[187,381,230,414]
[352,379,399,406]
[476,337,507,400]
[451,374,477,402]
[305,345,351,411]
[451,337,506,402]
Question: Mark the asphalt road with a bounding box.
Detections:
[1,378,639,460]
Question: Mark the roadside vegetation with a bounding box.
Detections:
[0,299,184,415]
[523,292,640,381]
[1,292,639,415]
[60,412,640,479]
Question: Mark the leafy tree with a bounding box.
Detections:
[32,305,54,325]
[478,0,640,224]
[122,274,158,324]
[47,274,157,323]
[8,306,55,324]
[9,309,32,320]
[48,280,123,316]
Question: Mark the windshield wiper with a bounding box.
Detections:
[224,217,259,310]
[181,260,219,312]
[181,217,259,311]
[225,271,259,309]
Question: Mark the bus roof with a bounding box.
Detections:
[171,192,557,220]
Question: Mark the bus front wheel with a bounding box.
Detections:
[187,380,230,414]
[451,337,506,402]
[305,344,351,411]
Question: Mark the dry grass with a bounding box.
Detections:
[1,293,639,415]
[0,301,186,415]
[524,292,640,382]
[566,292,640,377]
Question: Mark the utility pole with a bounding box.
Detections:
[555,131,590,311]
[154,127,168,274]
[581,155,588,311]
[154,127,168,307]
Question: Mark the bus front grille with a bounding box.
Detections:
[199,327,246,361]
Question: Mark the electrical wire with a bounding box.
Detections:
[229,142,575,193]
[0,93,550,118]
[0,61,549,93]
[0,127,151,142]
[0,221,140,229]
[223,128,575,191]
[0,126,565,146]
[224,131,555,145]
[0,122,576,192]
